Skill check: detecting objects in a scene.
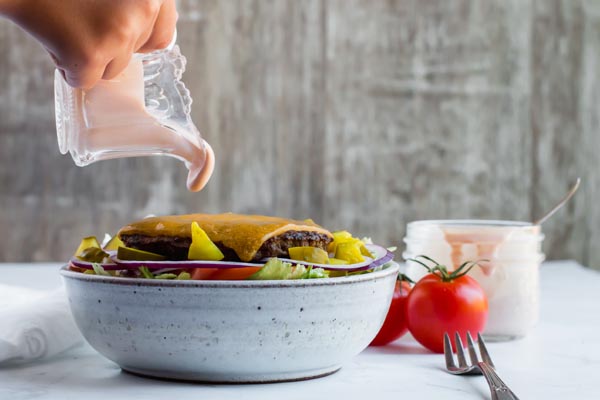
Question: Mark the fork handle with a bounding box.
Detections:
[478,362,520,400]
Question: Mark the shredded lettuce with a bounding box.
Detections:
[86,259,350,281]
[154,273,178,279]
[91,263,111,276]
[306,267,328,279]
[152,271,191,280]
[100,233,112,248]
[361,237,373,244]
[361,236,397,253]
[247,258,329,280]
[247,258,292,280]
[139,266,154,279]
[176,271,191,280]
[289,264,309,279]
[138,268,192,280]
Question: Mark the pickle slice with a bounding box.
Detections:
[104,235,125,251]
[74,236,101,257]
[117,246,166,261]
[288,247,329,264]
[77,247,110,263]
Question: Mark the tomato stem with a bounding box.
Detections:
[407,257,435,273]
[397,273,414,284]
[408,255,488,282]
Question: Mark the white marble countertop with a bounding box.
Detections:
[1,261,599,399]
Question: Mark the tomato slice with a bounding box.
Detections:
[190,268,218,280]
[190,267,262,281]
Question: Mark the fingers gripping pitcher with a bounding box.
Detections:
[54,35,214,192]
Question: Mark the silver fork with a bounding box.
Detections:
[443,332,520,400]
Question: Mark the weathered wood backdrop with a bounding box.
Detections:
[0,0,598,268]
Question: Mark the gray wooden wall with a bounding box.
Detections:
[1,0,599,268]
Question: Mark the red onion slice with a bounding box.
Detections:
[69,244,394,272]
[69,257,259,271]
[113,259,262,269]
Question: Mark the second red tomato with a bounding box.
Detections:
[370,278,411,346]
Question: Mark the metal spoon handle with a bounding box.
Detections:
[533,178,581,226]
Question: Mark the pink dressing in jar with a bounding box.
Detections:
[403,220,545,341]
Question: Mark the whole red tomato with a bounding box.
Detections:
[406,257,488,353]
[370,276,411,346]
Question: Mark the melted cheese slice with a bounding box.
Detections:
[118,213,333,262]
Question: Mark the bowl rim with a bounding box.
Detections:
[59,261,399,289]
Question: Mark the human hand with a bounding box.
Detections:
[2,0,177,88]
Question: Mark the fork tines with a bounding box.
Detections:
[443,332,457,369]
[443,331,495,370]
[443,332,519,399]
[476,332,495,368]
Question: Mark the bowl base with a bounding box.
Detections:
[121,365,341,384]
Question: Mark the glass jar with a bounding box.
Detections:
[402,220,545,341]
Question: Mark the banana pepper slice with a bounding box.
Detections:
[188,221,225,261]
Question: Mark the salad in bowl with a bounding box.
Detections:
[68,213,394,281]
[61,213,398,382]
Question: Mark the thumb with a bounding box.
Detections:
[62,58,108,89]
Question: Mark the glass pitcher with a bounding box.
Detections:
[53,36,214,192]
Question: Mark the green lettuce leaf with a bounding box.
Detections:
[306,267,328,279]
[152,271,192,280]
[154,273,178,279]
[247,258,329,280]
[91,263,111,276]
[176,271,191,280]
[139,266,154,279]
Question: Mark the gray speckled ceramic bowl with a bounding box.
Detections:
[60,262,399,383]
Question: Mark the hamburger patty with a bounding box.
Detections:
[120,230,332,262]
